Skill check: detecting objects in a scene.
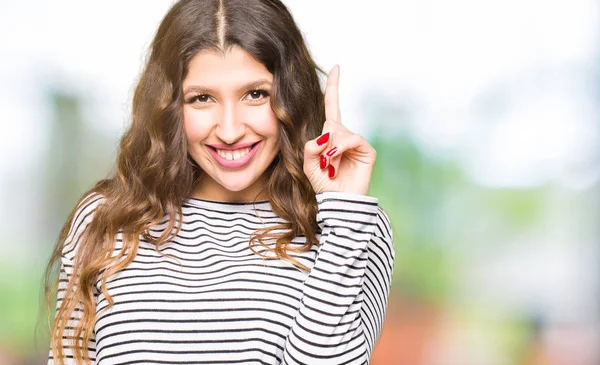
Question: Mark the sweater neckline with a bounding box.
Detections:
[183,196,272,211]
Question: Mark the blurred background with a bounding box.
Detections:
[1,0,598,364]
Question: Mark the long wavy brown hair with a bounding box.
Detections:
[42,0,326,364]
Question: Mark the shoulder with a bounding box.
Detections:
[62,192,106,261]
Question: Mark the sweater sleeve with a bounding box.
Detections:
[48,193,104,365]
[280,191,395,364]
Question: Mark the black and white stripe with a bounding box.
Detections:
[49,191,395,364]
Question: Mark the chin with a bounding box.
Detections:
[216,177,256,193]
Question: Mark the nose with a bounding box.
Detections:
[215,102,245,144]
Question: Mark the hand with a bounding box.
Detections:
[303,65,377,196]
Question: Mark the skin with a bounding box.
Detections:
[183,46,378,202]
[304,65,378,197]
[183,46,280,202]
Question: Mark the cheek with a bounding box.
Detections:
[183,108,213,142]
[246,106,279,138]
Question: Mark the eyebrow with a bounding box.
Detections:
[183,79,272,95]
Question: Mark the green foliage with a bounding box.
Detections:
[0,263,46,357]
[368,129,547,306]
[479,188,548,229]
[369,132,463,304]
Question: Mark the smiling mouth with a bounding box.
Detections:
[207,142,260,162]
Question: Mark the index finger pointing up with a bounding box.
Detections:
[324,65,341,123]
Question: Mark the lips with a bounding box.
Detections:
[206,141,259,151]
[206,141,262,169]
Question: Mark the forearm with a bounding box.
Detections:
[281,192,393,364]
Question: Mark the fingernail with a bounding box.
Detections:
[317,133,330,146]
[326,147,337,157]
[328,165,335,178]
[320,155,327,169]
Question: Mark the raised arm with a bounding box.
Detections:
[280,191,395,364]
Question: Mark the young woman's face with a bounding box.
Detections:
[182,46,280,202]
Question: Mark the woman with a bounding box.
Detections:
[45,0,395,364]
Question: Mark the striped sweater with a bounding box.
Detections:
[49,191,395,364]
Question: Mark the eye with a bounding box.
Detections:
[185,94,212,104]
[244,89,270,103]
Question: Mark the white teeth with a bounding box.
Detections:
[216,146,252,161]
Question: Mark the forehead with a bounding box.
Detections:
[183,47,273,89]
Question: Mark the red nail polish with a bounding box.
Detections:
[328,165,335,178]
[320,155,327,169]
[317,133,330,146]
[326,147,337,157]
